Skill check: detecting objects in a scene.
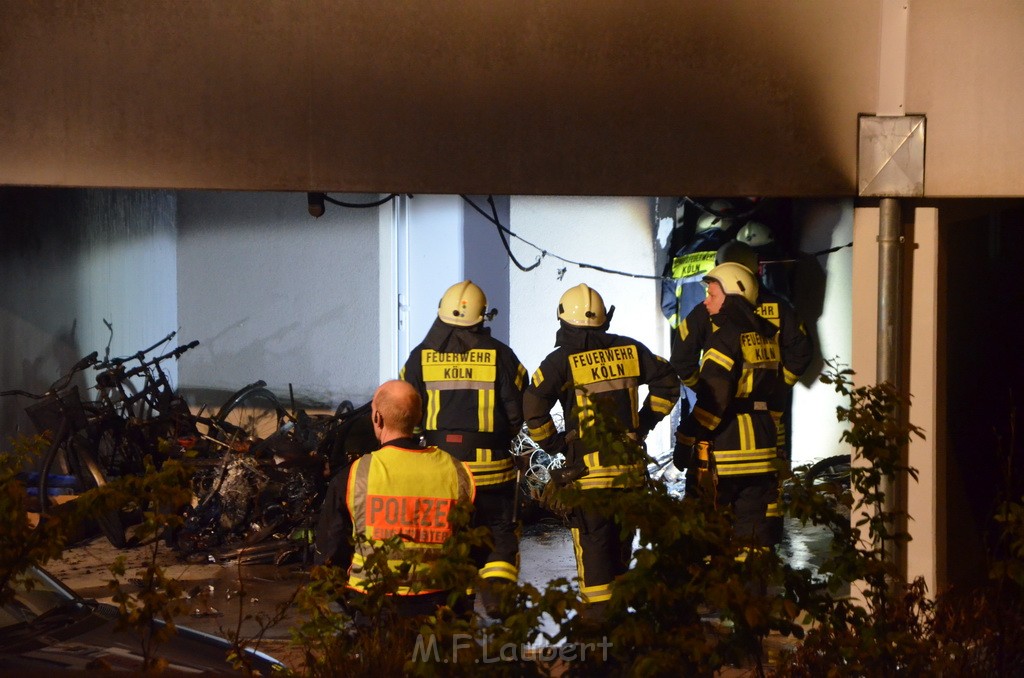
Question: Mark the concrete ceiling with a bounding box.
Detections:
[1,1,1021,197]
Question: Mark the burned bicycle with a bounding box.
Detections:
[175,397,376,564]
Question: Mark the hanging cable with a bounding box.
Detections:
[680,196,764,223]
[321,193,404,209]
[464,194,851,281]
[760,242,854,267]
[461,195,664,280]
[461,195,543,272]
[463,194,851,280]
[486,195,542,272]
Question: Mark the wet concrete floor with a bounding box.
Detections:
[44,516,829,670]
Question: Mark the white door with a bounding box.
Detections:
[393,195,465,373]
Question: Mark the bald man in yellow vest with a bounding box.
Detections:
[315,380,476,617]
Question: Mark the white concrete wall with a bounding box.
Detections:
[391,194,513,376]
[508,196,673,457]
[506,195,855,465]
[175,191,381,410]
[463,195,511,346]
[0,188,177,440]
[907,207,940,593]
[397,195,465,365]
[0,188,855,471]
[790,200,855,465]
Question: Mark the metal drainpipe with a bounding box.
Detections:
[877,197,903,566]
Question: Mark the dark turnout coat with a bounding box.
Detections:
[401,318,528,487]
[524,324,680,490]
[677,297,785,477]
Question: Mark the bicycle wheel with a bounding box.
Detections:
[804,454,851,486]
[38,431,129,548]
[94,423,147,480]
[36,420,75,514]
[211,386,287,445]
[803,454,852,522]
[74,440,130,548]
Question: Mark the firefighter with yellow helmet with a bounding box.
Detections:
[524,283,679,620]
[671,241,812,544]
[400,280,528,618]
[672,262,785,549]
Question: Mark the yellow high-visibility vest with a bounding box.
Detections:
[345,445,475,594]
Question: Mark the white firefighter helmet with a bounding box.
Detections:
[558,284,607,327]
[437,280,487,327]
[703,262,758,306]
[695,199,737,234]
[736,220,775,247]
[715,240,759,275]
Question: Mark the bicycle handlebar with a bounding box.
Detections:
[149,339,200,367]
[94,337,199,393]
[101,330,177,368]
[0,388,45,399]
[173,340,201,357]
[72,351,99,373]
[118,340,200,381]
[0,350,100,399]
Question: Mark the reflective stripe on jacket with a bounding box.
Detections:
[679,299,784,477]
[402,332,527,487]
[660,229,729,329]
[670,289,811,390]
[524,331,680,489]
[345,444,475,594]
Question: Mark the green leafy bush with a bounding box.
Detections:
[778,364,1024,677]
[0,434,80,602]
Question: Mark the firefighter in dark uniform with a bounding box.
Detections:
[670,241,812,543]
[314,380,476,617]
[672,263,784,549]
[661,201,738,330]
[524,283,679,618]
[400,280,528,616]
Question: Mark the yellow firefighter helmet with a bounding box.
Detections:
[703,262,758,306]
[558,284,607,327]
[437,280,487,327]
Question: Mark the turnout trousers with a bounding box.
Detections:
[716,473,779,549]
[570,489,633,606]
[473,479,520,583]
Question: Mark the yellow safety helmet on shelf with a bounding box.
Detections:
[557,283,607,327]
[703,262,759,306]
[437,280,487,327]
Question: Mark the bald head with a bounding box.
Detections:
[372,380,422,439]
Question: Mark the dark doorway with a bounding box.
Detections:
[941,200,1024,589]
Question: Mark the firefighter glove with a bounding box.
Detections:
[690,439,719,507]
[540,482,570,517]
[547,431,569,457]
[548,462,589,487]
[673,432,693,471]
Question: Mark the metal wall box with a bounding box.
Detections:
[858,115,926,197]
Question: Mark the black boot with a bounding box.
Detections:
[478,579,511,621]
